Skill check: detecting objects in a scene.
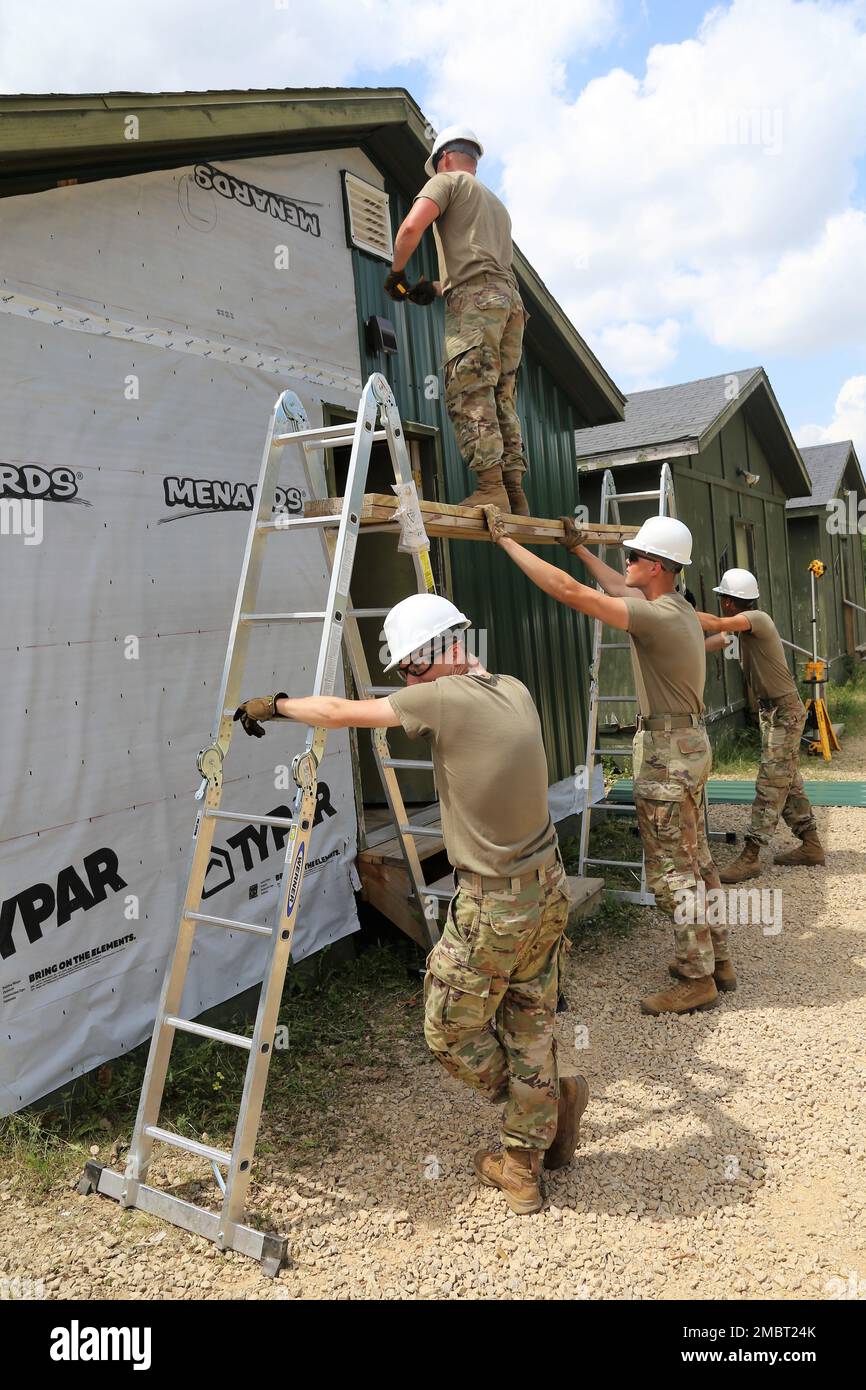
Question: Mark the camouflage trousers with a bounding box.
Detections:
[632,724,727,978]
[748,694,816,846]
[423,854,571,1150]
[443,273,528,476]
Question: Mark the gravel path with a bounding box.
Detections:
[2,802,864,1301]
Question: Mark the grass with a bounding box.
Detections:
[0,940,426,1200]
[708,664,866,775]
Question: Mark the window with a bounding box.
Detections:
[733,519,756,575]
[342,171,393,261]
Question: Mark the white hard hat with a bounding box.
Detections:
[714,567,759,600]
[425,125,484,177]
[383,593,471,671]
[626,515,693,566]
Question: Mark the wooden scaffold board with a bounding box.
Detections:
[304,494,640,547]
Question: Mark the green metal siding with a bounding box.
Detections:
[348,181,592,781]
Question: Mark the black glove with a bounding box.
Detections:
[384,268,412,301]
[408,277,437,306]
[233,692,288,738]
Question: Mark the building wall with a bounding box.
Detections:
[350,181,592,782]
[788,503,866,667]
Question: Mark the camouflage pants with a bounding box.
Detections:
[443,273,528,476]
[633,725,727,978]
[748,695,816,846]
[423,855,571,1150]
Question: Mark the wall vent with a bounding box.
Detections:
[342,171,393,261]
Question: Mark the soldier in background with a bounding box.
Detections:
[485,507,735,1014]
[384,125,531,515]
[697,568,825,880]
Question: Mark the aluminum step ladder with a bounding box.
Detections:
[577,464,677,905]
[79,373,446,1274]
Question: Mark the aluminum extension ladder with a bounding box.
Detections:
[79,373,448,1274]
[577,463,677,905]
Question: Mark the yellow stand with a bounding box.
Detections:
[804,659,841,761]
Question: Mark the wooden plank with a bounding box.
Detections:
[564,876,605,923]
[304,494,639,548]
[357,859,429,949]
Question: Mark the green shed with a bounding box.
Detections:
[786,442,866,671]
[574,368,813,730]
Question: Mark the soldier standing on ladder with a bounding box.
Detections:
[484,507,735,1015]
[383,125,531,516]
[235,593,588,1216]
[697,568,825,880]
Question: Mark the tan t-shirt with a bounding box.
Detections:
[414,171,515,293]
[739,610,798,700]
[388,672,557,877]
[623,591,706,717]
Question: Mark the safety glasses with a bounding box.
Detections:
[625,550,653,565]
[395,649,434,682]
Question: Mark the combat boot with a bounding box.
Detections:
[640,976,719,1016]
[669,958,737,992]
[474,1146,544,1214]
[718,840,762,883]
[503,469,530,516]
[773,829,825,866]
[460,464,511,511]
[544,1073,589,1170]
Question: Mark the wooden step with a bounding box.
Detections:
[304,494,639,548]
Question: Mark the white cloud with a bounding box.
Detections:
[589,317,680,389]
[796,375,866,462]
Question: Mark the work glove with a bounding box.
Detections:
[481,504,509,545]
[233,692,288,739]
[384,268,412,301]
[558,515,588,554]
[407,277,438,306]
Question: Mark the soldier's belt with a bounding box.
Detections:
[456,851,561,896]
[636,714,704,732]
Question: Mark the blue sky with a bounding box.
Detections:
[2,0,865,455]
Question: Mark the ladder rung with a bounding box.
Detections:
[186,911,272,938]
[347,608,389,618]
[399,823,443,838]
[144,1126,232,1168]
[206,810,293,828]
[596,695,638,702]
[259,515,341,532]
[419,885,454,900]
[240,611,326,623]
[382,758,435,770]
[164,1016,253,1050]
[588,801,638,813]
[272,422,377,445]
[613,489,662,502]
[600,643,631,650]
[593,747,634,756]
[303,430,387,449]
[363,685,396,696]
[585,857,644,869]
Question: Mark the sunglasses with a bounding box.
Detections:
[396,652,434,683]
[625,550,653,565]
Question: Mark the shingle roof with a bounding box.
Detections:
[574,369,763,460]
[787,442,860,510]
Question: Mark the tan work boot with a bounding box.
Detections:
[718,840,762,883]
[503,469,530,516]
[669,958,737,992]
[544,1073,589,1170]
[460,464,511,511]
[474,1146,544,1214]
[640,976,719,1016]
[773,829,825,867]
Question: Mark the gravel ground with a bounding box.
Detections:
[2,800,865,1302]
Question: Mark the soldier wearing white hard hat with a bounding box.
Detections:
[484,506,733,1015]
[697,569,823,879]
[234,591,588,1216]
[383,123,532,516]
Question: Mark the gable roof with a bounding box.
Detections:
[787,441,866,511]
[574,367,811,496]
[0,87,625,425]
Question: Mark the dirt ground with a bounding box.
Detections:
[2,786,865,1302]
